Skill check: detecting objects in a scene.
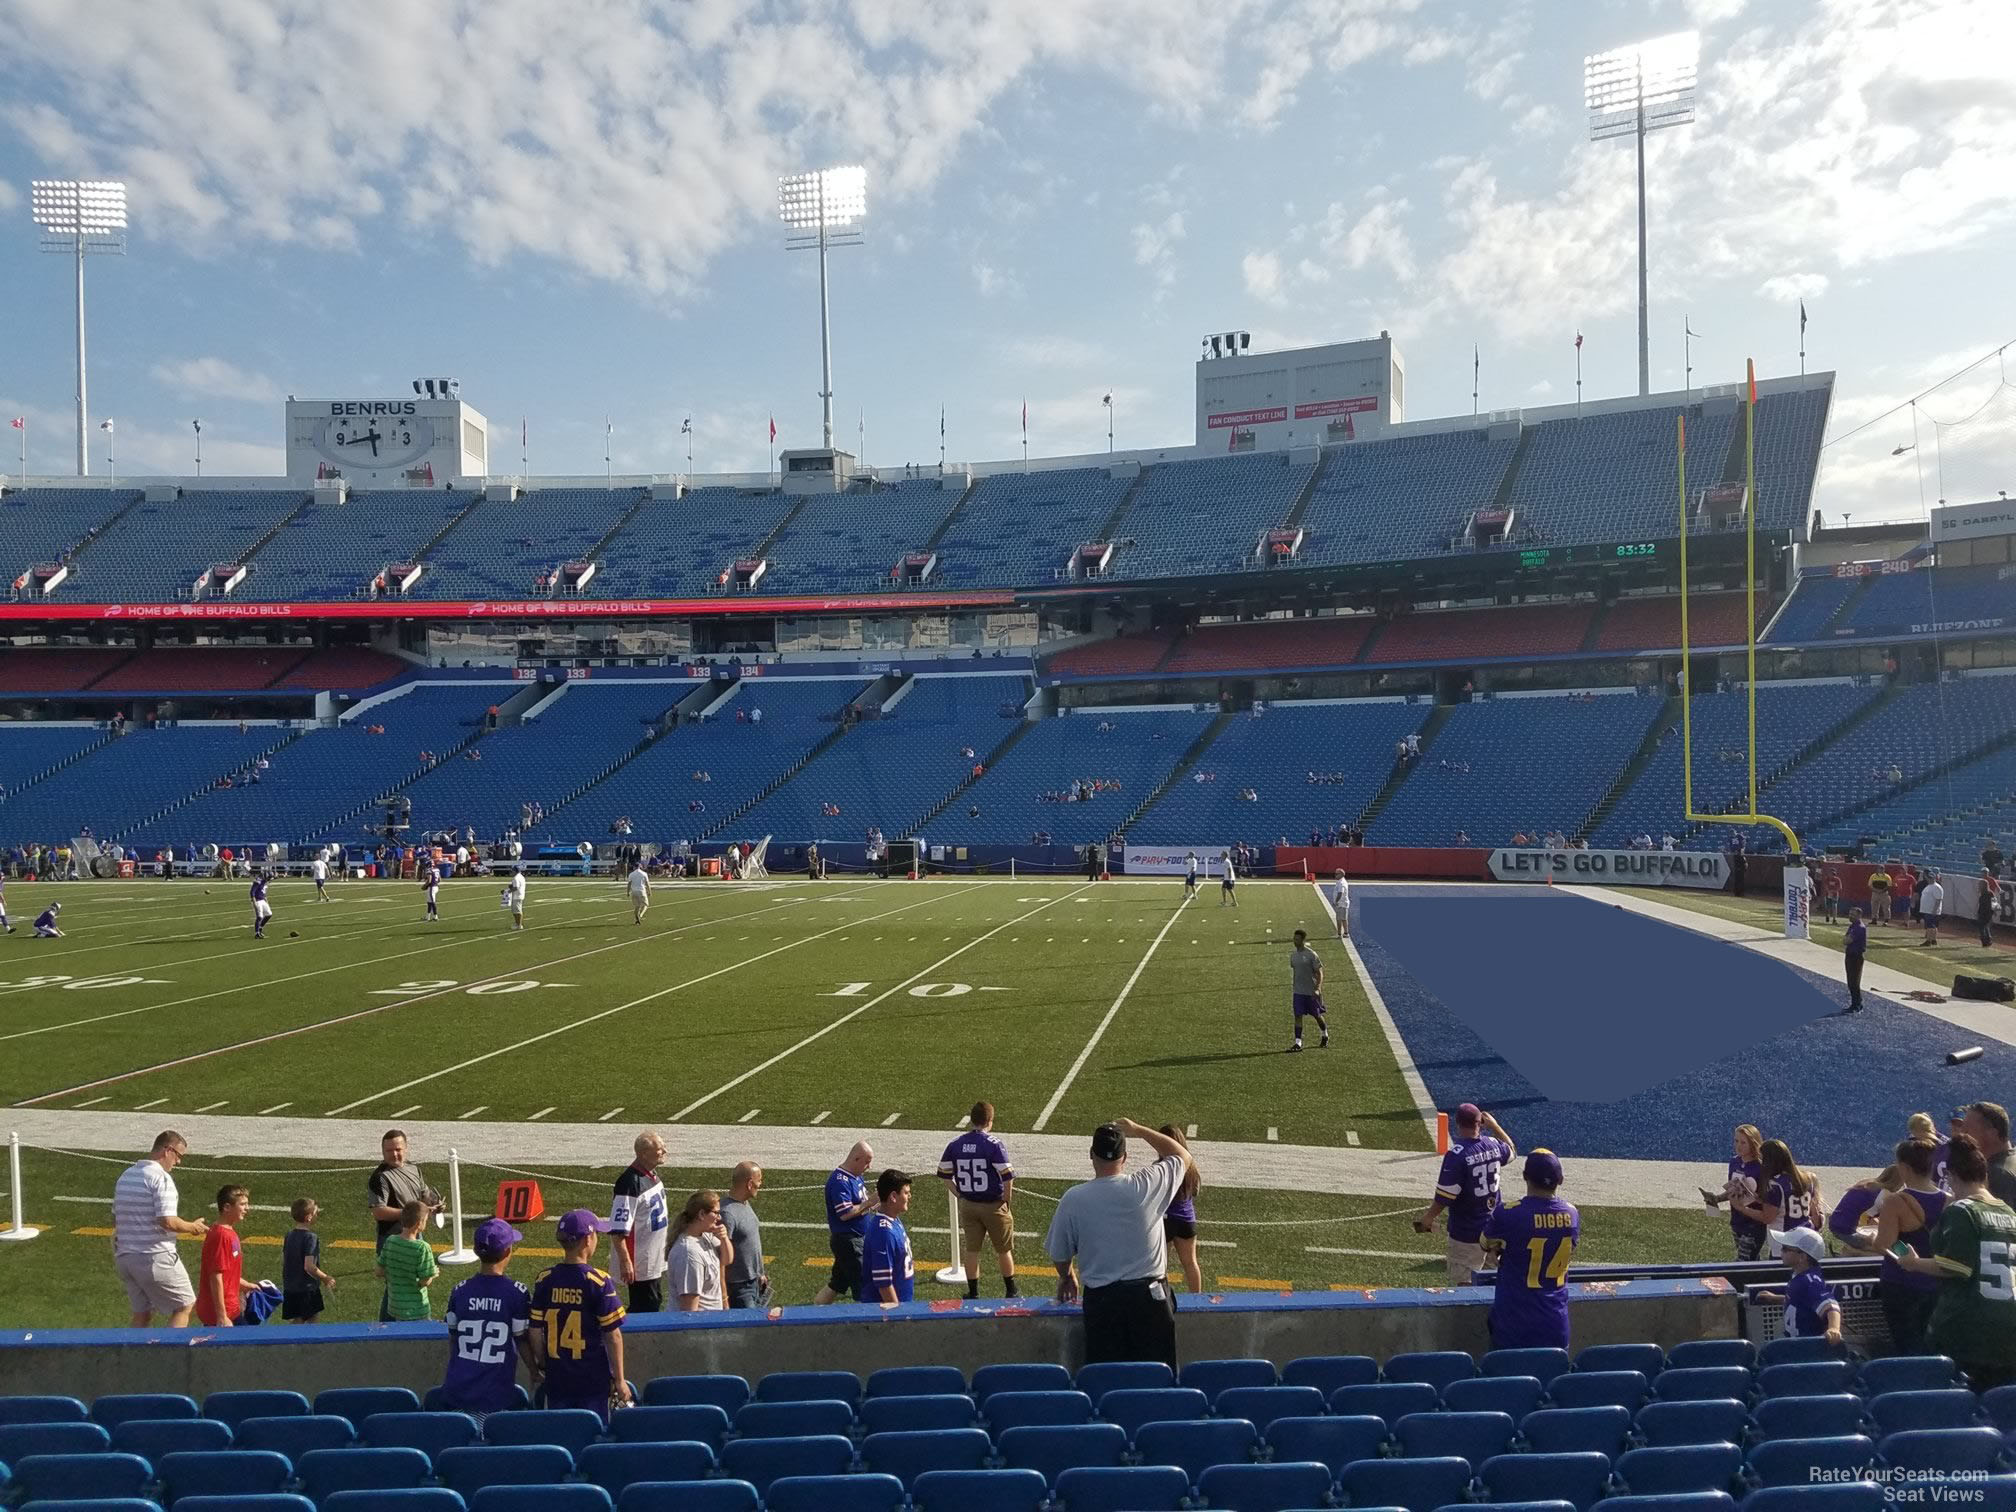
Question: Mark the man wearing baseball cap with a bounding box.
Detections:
[530,1210,631,1420]
[1416,1104,1516,1282]
[439,1218,536,1423]
[1044,1118,1194,1369]
[1755,1225,1842,1345]
[1481,1149,1580,1349]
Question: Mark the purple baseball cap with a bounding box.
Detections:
[474,1218,523,1255]
[1524,1149,1565,1188]
[556,1209,613,1241]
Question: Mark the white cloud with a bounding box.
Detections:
[0,181,18,211]
[972,260,1018,298]
[150,356,284,405]
[1758,273,1829,303]
[1002,335,1107,368]
[1131,211,1186,297]
[1242,250,1285,304]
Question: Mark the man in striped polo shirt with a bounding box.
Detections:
[113,1131,209,1328]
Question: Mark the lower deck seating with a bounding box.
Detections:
[0,647,134,692]
[92,647,311,693]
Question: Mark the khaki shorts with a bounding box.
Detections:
[117,1249,196,1314]
[1445,1238,1487,1284]
[959,1198,1013,1256]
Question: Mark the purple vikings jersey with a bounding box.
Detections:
[1436,1135,1512,1243]
[825,1168,869,1237]
[939,1131,1014,1204]
[1782,1267,1838,1338]
[1483,1195,1581,1349]
[861,1212,914,1302]
[529,1262,625,1400]
[250,878,268,903]
[440,1273,532,1415]
[1770,1174,1818,1231]
[1828,1184,1880,1244]
[1729,1157,1765,1244]
[1881,1188,1950,1293]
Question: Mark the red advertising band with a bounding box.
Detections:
[0,590,1019,622]
[1291,396,1379,419]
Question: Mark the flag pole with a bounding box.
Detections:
[1472,346,1479,416]
[604,416,612,488]
[1799,300,1808,377]
[938,405,945,475]
[521,417,528,476]
[1574,334,1583,419]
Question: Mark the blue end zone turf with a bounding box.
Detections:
[1355,886,2016,1165]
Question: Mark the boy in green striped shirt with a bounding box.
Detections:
[376,1200,440,1321]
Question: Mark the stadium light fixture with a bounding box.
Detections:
[1585,33,1696,398]
[32,179,127,477]
[779,165,867,451]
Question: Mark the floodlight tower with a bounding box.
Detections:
[1584,34,1696,397]
[32,180,128,476]
[779,165,867,450]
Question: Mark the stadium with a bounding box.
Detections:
[5,11,2016,1510]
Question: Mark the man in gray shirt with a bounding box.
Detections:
[366,1129,442,1322]
[1287,929,1330,1052]
[1045,1118,1192,1369]
[720,1161,769,1309]
[1962,1102,2016,1208]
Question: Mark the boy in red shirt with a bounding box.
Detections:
[196,1185,262,1327]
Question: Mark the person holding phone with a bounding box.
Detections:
[1870,1137,1947,1354]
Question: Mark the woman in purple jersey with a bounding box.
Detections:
[1734,1139,1823,1234]
[1828,1164,1902,1254]
[1160,1125,1203,1294]
[1871,1137,1949,1354]
[1702,1124,1767,1261]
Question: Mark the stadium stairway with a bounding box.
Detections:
[1579,600,1615,653]
[1280,447,1332,531]
[114,726,309,843]
[1354,704,1455,831]
[562,489,660,598]
[1114,711,1233,836]
[697,677,897,841]
[517,682,716,831]
[0,725,117,798]
[910,714,1038,835]
[914,479,978,555]
[1578,697,1683,840]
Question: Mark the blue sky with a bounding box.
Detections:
[0,0,2010,523]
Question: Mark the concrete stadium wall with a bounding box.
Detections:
[0,1280,1734,1403]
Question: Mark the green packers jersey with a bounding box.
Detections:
[1927,1195,2016,1363]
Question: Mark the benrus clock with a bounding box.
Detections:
[315,414,435,470]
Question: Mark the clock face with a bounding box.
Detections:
[317,415,435,470]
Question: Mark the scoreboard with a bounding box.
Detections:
[1516,541,1662,570]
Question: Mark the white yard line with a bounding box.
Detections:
[597,1108,624,1123]
[881,1113,901,1127]
[458,1106,488,1120]
[134,1098,167,1110]
[811,1111,831,1125]
[1326,882,1440,1147]
[672,886,1091,1123]
[195,1100,229,1113]
[1032,894,1191,1132]
[258,1102,292,1116]
[528,1107,555,1121]
[1305,1245,1441,1263]
[738,1109,762,1124]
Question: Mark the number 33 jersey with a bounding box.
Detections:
[440,1273,532,1415]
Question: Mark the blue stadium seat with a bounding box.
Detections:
[1950,1477,2016,1512]
[858,1427,992,1489]
[360,1413,480,1465]
[607,1403,730,1449]
[1394,1409,1517,1469]
[0,1397,87,1425]
[296,1445,435,1506]
[424,1388,530,1416]
[1759,1338,1845,1368]
[91,1393,201,1428]
[1281,1355,1380,1394]
[755,1372,862,1409]
[865,1366,967,1400]
[733,1401,854,1439]
[1074,1362,1174,1404]
[1445,1375,1545,1421]
[1096,1387,1208,1440]
[969,1364,1073,1406]
[1859,1357,1961,1396]
[1466,1503,1579,1512]
[715,1436,855,1496]
[1485,1348,1573,1385]
[1386,1351,1479,1392]
[6,1498,158,1512]
[1196,1460,1336,1512]
[1634,1399,1751,1448]
[1179,1359,1278,1400]
[1549,1371,1651,1412]
[1593,1496,1735,1512]
[1481,1451,1614,1512]
[204,1392,312,1431]
[1576,1344,1666,1378]
[615,1482,760,1512]
[1751,1396,1866,1442]
[313,1390,423,1434]
[575,1441,717,1495]
[8,1451,154,1502]
[433,1445,575,1497]
[1212,1386,1324,1434]
[1052,1463,1192,1512]
[469,1489,610,1512]
[110,1417,236,1459]
[995,1423,1128,1484]
[1739,1486,1886,1512]
[1758,1362,1856,1399]
[1612,1443,1744,1496]
[639,1375,750,1414]
[1745,1436,1878,1488]
[1877,1427,2006,1473]
[1989,1386,2016,1433]
[1867,1389,1983,1435]
[857,1395,979,1435]
[1666,1340,1757,1372]
[981,1391,1093,1431]
[234,1416,355,1457]
[1656,1369,1754,1403]
[1339,1455,1475,1512]
[765,1473,908,1512]
[1331,1382,1440,1429]
[1264,1415,1389,1479]
[321,1491,469,1512]
[1521,1407,1633,1459]
[480,1409,603,1457]
[1131,1418,1258,1485]
[908,1468,1049,1512]
[176,1496,318,1512]
[0,1422,110,1461]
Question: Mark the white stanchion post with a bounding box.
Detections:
[1,1131,39,1242]
[439,1147,477,1265]
[934,1186,967,1285]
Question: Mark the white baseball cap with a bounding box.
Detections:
[1768,1227,1826,1263]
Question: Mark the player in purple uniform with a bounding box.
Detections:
[1871,1136,1949,1354]
[529,1210,629,1421]
[439,1219,537,1423]
[1732,1139,1823,1235]
[861,1169,915,1303]
[1699,1123,1767,1260]
[939,1102,1018,1300]
[0,873,12,933]
[1757,1227,1841,1343]
[1415,1104,1516,1282]
[249,874,272,939]
[1481,1149,1580,1349]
